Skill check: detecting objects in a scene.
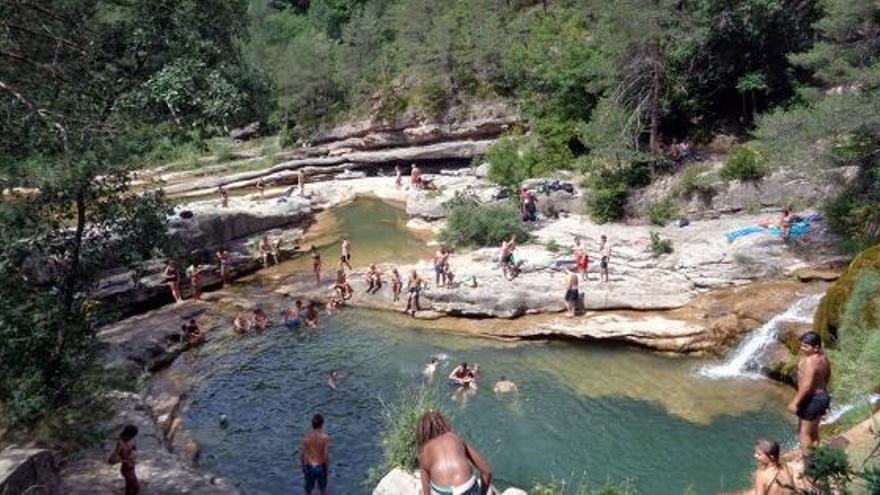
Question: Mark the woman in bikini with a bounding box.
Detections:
[310,245,322,284]
[749,439,794,494]
[417,411,492,495]
[164,262,182,303]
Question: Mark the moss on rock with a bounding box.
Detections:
[813,244,880,343]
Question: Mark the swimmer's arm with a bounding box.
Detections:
[448,368,460,382]
[463,442,492,495]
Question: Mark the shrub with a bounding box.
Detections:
[588,185,628,224]
[803,446,851,494]
[279,125,300,148]
[376,91,409,122]
[649,231,673,257]
[671,163,714,199]
[413,81,448,115]
[824,165,880,253]
[487,136,526,187]
[647,197,677,226]
[367,388,435,484]
[585,164,650,223]
[719,146,768,182]
[546,239,561,253]
[439,203,529,248]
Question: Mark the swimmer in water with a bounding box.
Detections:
[233,312,252,335]
[493,376,518,394]
[283,300,303,329]
[449,362,479,390]
[423,357,439,377]
[327,370,341,390]
[304,302,319,328]
[252,308,270,331]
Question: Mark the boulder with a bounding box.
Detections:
[813,244,880,342]
[474,162,491,178]
[406,190,448,220]
[372,469,421,495]
[0,448,60,495]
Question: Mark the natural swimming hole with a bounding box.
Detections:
[180,198,795,494]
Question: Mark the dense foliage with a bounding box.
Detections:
[368,387,435,484]
[0,0,258,432]
[439,203,529,248]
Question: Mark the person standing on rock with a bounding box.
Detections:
[411,163,422,190]
[574,238,589,282]
[164,262,183,303]
[187,264,202,300]
[564,269,579,317]
[434,246,450,287]
[390,268,403,302]
[395,165,403,188]
[500,235,518,280]
[787,331,831,456]
[298,169,307,196]
[301,413,330,495]
[216,250,232,287]
[417,410,492,495]
[747,438,795,495]
[340,238,352,271]
[310,245,322,284]
[599,235,611,283]
[256,178,265,200]
[218,184,229,208]
[108,424,139,495]
[259,235,276,267]
[405,270,424,317]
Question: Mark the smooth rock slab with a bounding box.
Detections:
[0,448,60,495]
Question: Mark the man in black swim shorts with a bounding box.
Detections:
[787,332,832,455]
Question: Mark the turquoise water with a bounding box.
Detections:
[182,308,793,494]
[181,197,795,494]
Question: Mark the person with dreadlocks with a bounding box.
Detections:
[416,410,492,495]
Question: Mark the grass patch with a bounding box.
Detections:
[827,269,880,403]
[439,203,529,248]
[647,197,677,226]
[367,388,436,485]
[649,231,673,257]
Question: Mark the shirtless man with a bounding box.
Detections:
[327,370,341,390]
[493,376,518,394]
[449,362,478,390]
[298,169,306,196]
[417,411,492,495]
[748,439,795,495]
[787,332,831,455]
[410,163,422,189]
[283,300,303,330]
[395,165,403,188]
[390,268,403,302]
[564,269,579,317]
[500,235,518,280]
[599,235,611,283]
[259,235,276,267]
[423,357,439,378]
[256,178,265,199]
[434,246,450,286]
[233,312,251,334]
[218,185,229,208]
[301,413,330,495]
[340,238,352,271]
[304,302,319,328]
[216,250,232,287]
[405,270,423,317]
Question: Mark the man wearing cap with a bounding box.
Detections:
[786,331,832,455]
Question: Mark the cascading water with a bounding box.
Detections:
[700,294,823,379]
[821,394,880,425]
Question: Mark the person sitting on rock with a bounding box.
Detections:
[181,318,205,347]
[493,376,518,394]
[366,264,383,294]
[233,312,252,335]
[334,269,353,300]
[390,268,403,302]
[417,411,492,495]
[108,424,139,495]
[747,438,795,495]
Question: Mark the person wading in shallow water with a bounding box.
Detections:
[564,269,579,317]
[746,438,795,495]
[301,413,330,495]
[787,331,831,456]
[417,410,492,495]
[108,424,139,495]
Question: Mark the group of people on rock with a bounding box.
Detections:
[215,168,308,208]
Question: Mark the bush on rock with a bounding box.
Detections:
[439,204,529,248]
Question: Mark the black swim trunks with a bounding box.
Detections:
[797,391,831,421]
[502,253,513,264]
[600,256,609,270]
[564,288,579,302]
[303,464,327,492]
[340,254,351,263]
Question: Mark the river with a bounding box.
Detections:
[179,198,795,494]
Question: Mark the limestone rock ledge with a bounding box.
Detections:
[0,448,60,495]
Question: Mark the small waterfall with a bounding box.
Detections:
[700,294,823,379]
[821,394,880,425]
